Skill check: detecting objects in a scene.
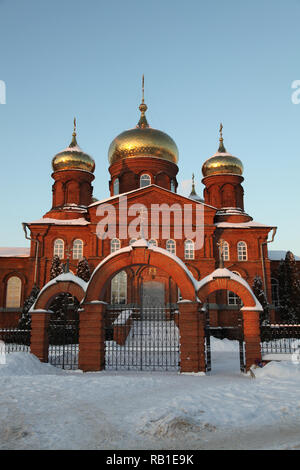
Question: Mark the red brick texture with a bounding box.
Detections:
[242,310,262,370]
[179,302,206,373]
[78,302,106,372]
[34,281,85,310]
[85,246,197,303]
[30,311,51,362]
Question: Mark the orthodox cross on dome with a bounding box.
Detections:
[218,122,227,153]
[190,173,197,196]
[70,116,78,147]
[217,239,224,269]
[137,74,149,129]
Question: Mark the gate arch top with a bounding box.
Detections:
[84,242,197,302]
[196,268,262,311]
[32,273,87,311]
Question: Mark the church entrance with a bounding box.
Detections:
[142,281,165,308]
[104,303,180,371]
[204,294,246,373]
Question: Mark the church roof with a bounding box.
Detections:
[0,247,30,257]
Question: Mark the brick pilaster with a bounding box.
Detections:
[78,302,106,372]
[242,310,262,371]
[178,301,205,373]
[30,311,51,362]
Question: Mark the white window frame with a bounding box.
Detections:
[140,174,151,188]
[6,276,22,308]
[54,239,64,259]
[111,238,121,253]
[148,239,157,248]
[73,239,83,260]
[166,239,176,254]
[184,239,194,260]
[111,270,127,304]
[237,241,247,261]
[113,178,119,196]
[227,271,241,305]
[222,241,230,261]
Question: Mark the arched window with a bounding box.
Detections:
[271,278,280,307]
[113,178,119,195]
[184,240,194,260]
[111,270,127,304]
[53,239,64,259]
[140,174,151,188]
[166,239,176,254]
[148,239,157,248]
[73,239,83,259]
[129,238,137,245]
[228,271,242,305]
[222,241,230,261]
[170,179,176,192]
[237,241,247,261]
[111,238,121,253]
[6,276,22,308]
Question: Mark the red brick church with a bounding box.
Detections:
[0,84,294,372]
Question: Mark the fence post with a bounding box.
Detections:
[242,309,262,371]
[78,301,106,372]
[30,310,51,362]
[178,300,205,373]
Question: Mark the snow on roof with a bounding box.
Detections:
[196,268,263,311]
[29,217,90,225]
[0,247,30,257]
[215,221,273,229]
[31,273,88,312]
[89,184,217,210]
[268,250,300,261]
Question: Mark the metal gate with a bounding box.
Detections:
[48,318,79,370]
[205,307,245,373]
[105,305,180,371]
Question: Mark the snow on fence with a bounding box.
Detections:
[261,324,300,360]
[0,328,31,353]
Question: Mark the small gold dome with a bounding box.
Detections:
[202,124,243,177]
[52,119,95,173]
[108,78,178,166]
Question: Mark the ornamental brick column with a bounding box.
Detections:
[30,311,51,362]
[178,301,205,373]
[78,302,106,372]
[242,310,262,371]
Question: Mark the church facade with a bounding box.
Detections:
[0,86,285,341]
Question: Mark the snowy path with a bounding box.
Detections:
[1,339,300,450]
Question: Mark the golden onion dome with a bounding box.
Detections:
[202,124,243,177]
[52,119,95,173]
[108,77,179,166]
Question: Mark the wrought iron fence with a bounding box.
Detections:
[0,327,31,353]
[48,319,79,370]
[105,305,180,371]
[261,324,300,356]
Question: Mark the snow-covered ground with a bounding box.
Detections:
[1,338,300,450]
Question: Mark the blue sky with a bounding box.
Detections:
[0,0,299,253]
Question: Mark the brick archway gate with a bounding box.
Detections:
[79,240,203,372]
[197,268,263,371]
[30,273,86,363]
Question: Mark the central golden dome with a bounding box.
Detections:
[108,81,179,166]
